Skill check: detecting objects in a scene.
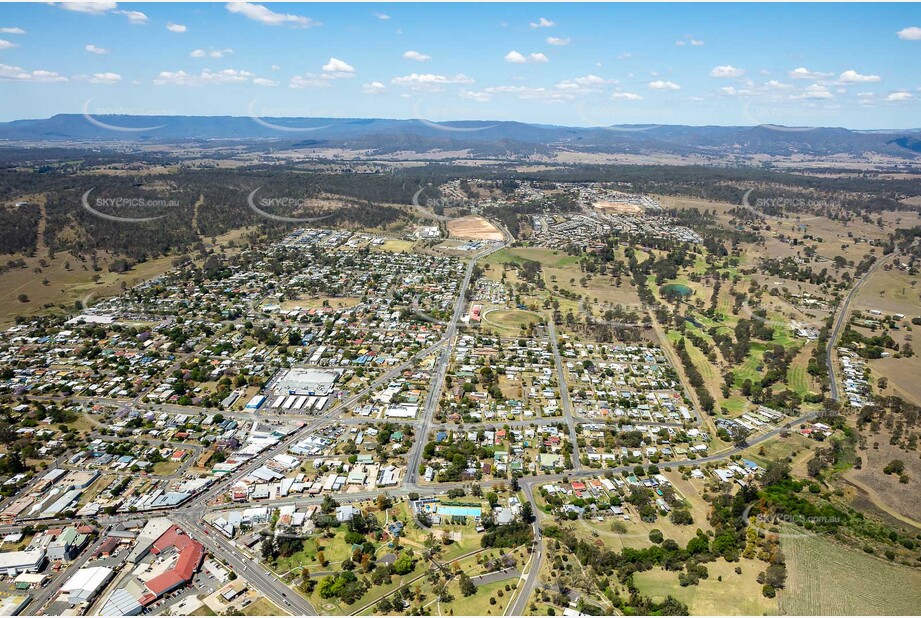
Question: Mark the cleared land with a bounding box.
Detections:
[447,216,504,241]
[634,557,777,615]
[780,531,921,615]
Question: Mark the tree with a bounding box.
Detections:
[393,552,414,575]
[883,460,905,475]
[459,573,477,597]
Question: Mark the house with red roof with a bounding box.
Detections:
[137,525,204,606]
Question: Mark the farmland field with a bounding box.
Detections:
[780,531,921,615]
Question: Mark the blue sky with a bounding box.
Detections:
[0,2,919,128]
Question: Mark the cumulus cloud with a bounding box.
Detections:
[546,37,570,46]
[504,50,549,64]
[391,73,474,92]
[191,48,234,58]
[114,10,148,24]
[788,67,833,80]
[154,68,256,86]
[897,26,921,40]
[0,63,67,82]
[710,65,746,78]
[885,91,915,101]
[322,57,355,76]
[89,72,121,84]
[611,91,642,100]
[374,12,390,20]
[85,44,108,54]
[362,81,386,94]
[402,50,431,62]
[460,90,491,102]
[764,80,791,90]
[648,80,680,90]
[1,27,25,35]
[253,77,278,86]
[51,2,117,15]
[837,69,881,83]
[0,39,16,50]
[530,17,555,28]
[793,83,834,99]
[225,2,319,27]
[166,22,187,33]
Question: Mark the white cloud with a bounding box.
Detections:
[710,65,746,78]
[253,77,278,86]
[460,90,491,102]
[362,81,386,94]
[616,52,632,60]
[374,12,390,20]
[788,67,832,80]
[719,86,753,97]
[504,50,549,64]
[0,27,25,35]
[391,73,474,91]
[611,91,642,100]
[546,36,570,46]
[85,44,108,54]
[52,2,117,15]
[838,69,881,83]
[270,64,281,71]
[166,23,187,33]
[0,63,67,82]
[154,68,255,86]
[114,10,148,24]
[0,39,16,50]
[794,83,834,99]
[403,50,431,62]
[690,39,704,46]
[191,48,234,58]
[674,40,686,47]
[225,2,318,27]
[89,72,121,84]
[764,80,791,90]
[897,26,921,40]
[322,57,355,76]
[289,75,328,89]
[648,80,680,91]
[885,91,915,101]
[529,17,555,28]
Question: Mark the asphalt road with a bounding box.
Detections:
[546,320,582,472]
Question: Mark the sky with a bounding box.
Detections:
[0,2,920,129]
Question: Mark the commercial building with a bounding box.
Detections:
[0,550,45,576]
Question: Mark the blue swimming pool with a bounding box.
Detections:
[438,505,482,517]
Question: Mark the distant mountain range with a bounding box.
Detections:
[1,114,920,159]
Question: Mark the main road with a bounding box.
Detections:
[405,230,510,489]
[825,246,908,401]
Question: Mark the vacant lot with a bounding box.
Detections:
[780,531,921,615]
[447,216,504,240]
[634,557,777,615]
[869,355,921,407]
[845,426,921,527]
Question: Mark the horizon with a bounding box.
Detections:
[5,111,921,134]
[0,2,919,129]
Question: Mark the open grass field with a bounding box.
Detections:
[274,296,362,311]
[780,531,921,615]
[634,557,777,615]
[447,216,504,241]
[242,597,288,616]
[482,308,543,333]
[869,355,921,407]
[374,239,416,253]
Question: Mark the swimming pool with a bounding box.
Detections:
[437,505,482,517]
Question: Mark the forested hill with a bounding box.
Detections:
[2,114,920,158]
